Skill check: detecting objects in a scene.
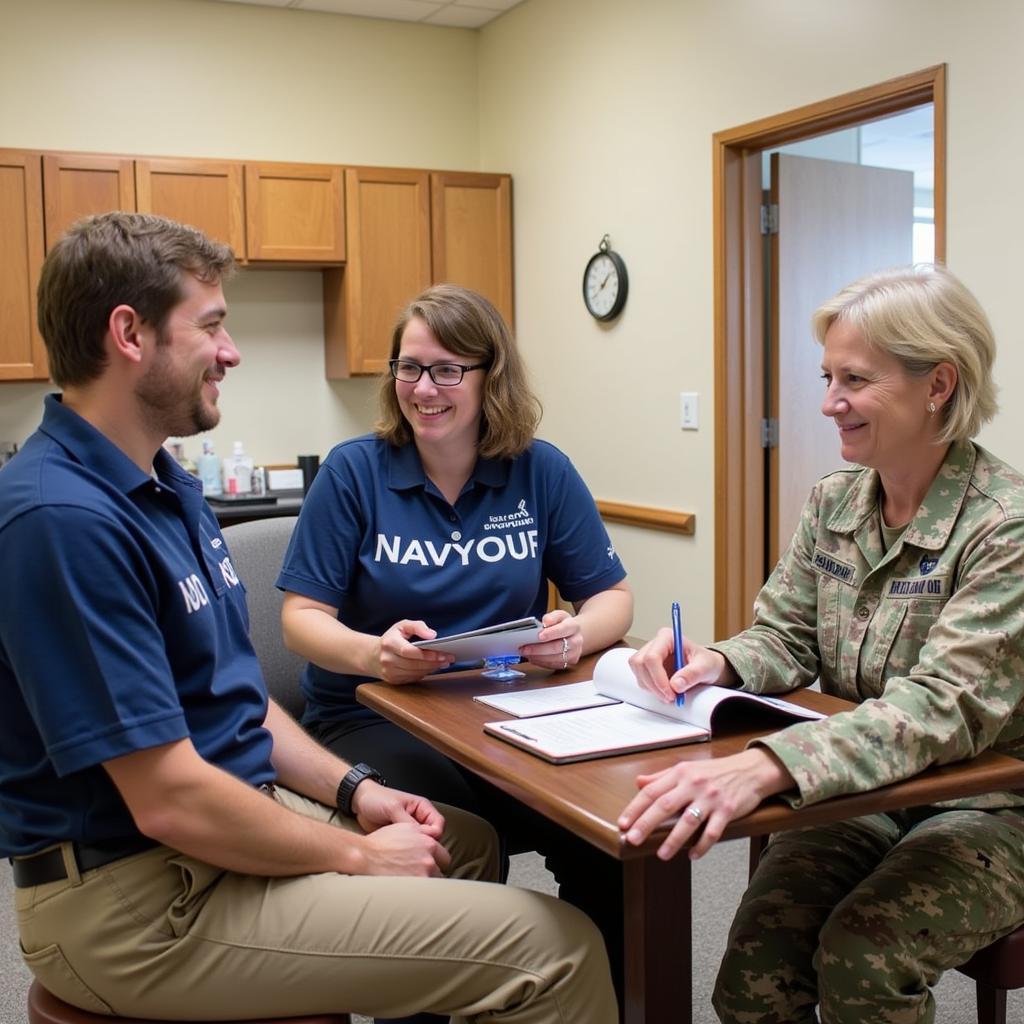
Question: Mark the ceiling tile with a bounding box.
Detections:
[424,5,495,27]
[212,0,292,7]
[453,0,522,9]
[296,0,443,17]
[196,0,525,25]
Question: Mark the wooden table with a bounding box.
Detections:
[358,653,1024,1024]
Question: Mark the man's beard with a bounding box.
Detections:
[136,350,221,438]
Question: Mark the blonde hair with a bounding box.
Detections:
[811,265,997,443]
[376,284,542,459]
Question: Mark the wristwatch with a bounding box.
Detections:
[336,763,386,817]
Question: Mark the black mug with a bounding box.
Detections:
[297,455,320,495]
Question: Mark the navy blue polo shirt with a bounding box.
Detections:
[0,396,274,857]
[277,434,627,727]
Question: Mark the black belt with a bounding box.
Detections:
[10,836,157,888]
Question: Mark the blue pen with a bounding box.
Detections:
[671,602,687,706]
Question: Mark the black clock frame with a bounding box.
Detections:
[582,246,629,321]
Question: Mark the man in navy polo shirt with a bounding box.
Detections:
[0,212,615,1023]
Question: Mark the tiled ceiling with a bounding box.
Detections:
[202,0,525,29]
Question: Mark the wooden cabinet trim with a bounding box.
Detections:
[0,149,47,380]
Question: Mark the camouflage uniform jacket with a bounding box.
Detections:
[713,440,1024,809]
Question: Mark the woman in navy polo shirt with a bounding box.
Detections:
[279,283,633,1012]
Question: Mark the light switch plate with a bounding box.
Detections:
[680,392,699,430]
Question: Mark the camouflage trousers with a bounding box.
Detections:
[712,807,1024,1024]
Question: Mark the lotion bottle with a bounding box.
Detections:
[197,440,222,497]
[223,440,254,495]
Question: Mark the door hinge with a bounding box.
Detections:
[760,417,779,448]
[760,204,779,235]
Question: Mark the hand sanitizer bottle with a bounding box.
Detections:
[223,440,254,496]
[197,440,222,497]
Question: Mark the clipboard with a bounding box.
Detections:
[412,617,543,663]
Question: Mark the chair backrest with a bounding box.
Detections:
[221,516,307,720]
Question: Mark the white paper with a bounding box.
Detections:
[478,645,825,762]
[475,680,618,717]
[485,703,708,763]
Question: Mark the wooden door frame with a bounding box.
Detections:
[712,64,946,640]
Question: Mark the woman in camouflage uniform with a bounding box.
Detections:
[621,265,1024,1024]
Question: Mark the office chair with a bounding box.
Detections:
[222,515,307,718]
[956,925,1024,1024]
[27,516,350,1024]
[749,835,1024,1024]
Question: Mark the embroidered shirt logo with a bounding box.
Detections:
[179,573,210,613]
[919,554,938,575]
[211,537,223,550]
[376,530,540,566]
[483,499,535,531]
[219,556,240,588]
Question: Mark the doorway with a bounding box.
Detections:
[712,65,946,639]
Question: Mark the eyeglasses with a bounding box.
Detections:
[389,358,489,386]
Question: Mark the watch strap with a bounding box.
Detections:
[336,762,386,817]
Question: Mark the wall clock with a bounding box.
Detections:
[582,234,628,321]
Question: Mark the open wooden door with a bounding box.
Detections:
[769,153,913,563]
[713,64,946,639]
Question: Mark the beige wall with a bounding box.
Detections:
[4,0,1024,643]
[478,0,1024,641]
[0,0,480,461]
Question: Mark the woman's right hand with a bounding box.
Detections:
[373,620,454,684]
[628,627,734,703]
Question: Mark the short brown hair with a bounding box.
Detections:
[811,265,998,443]
[37,211,236,387]
[376,284,542,459]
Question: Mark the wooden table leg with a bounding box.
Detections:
[623,854,692,1024]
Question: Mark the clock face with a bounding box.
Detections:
[583,249,628,321]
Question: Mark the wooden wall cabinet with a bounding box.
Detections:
[325,167,431,377]
[245,162,345,263]
[326,167,513,378]
[0,149,47,380]
[0,145,511,384]
[42,152,246,252]
[136,158,245,252]
[42,153,136,251]
[431,171,513,328]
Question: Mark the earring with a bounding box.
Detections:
[928,401,937,414]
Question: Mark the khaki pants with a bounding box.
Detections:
[15,788,616,1023]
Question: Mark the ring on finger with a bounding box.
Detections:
[687,805,703,822]
[561,636,570,669]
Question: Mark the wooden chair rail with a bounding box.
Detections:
[596,500,695,535]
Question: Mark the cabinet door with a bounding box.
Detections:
[245,162,344,262]
[42,153,136,251]
[0,150,47,380]
[431,171,513,328]
[325,167,432,378]
[136,158,245,253]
